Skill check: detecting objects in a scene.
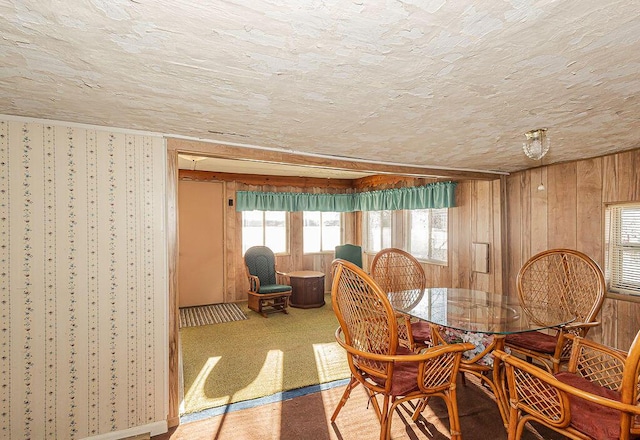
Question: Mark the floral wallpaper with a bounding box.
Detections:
[0,118,167,439]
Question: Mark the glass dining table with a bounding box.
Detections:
[388,287,575,427]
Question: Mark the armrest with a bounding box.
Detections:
[276,270,289,284]
[495,349,640,416]
[564,334,627,388]
[562,320,601,333]
[247,274,261,292]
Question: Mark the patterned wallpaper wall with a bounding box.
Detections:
[0,119,168,439]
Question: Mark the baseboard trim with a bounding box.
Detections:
[80,421,167,440]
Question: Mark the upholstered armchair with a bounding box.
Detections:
[244,246,292,317]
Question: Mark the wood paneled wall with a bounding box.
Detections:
[179,173,504,303]
[505,148,640,350]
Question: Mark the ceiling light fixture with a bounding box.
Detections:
[522,128,550,161]
[522,128,549,191]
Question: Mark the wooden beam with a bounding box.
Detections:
[179,169,354,189]
[167,138,505,181]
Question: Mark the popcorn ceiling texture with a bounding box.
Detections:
[1,0,639,173]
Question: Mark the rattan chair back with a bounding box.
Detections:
[330,258,473,440]
[517,248,605,334]
[371,248,427,294]
[370,248,427,350]
[495,330,640,440]
[332,258,399,383]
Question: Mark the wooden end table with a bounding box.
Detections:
[288,270,325,308]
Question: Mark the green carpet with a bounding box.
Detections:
[180,294,350,415]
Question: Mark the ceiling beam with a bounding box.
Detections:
[167,138,506,181]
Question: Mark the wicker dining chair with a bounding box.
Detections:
[370,248,431,351]
[505,248,606,372]
[494,331,640,440]
[330,258,473,440]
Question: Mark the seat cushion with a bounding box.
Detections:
[554,372,627,440]
[410,321,432,343]
[369,346,421,397]
[506,331,557,354]
[258,284,292,294]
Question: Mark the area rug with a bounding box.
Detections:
[179,303,247,328]
[180,295,350,415]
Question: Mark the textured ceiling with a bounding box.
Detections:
[2,0,640,175]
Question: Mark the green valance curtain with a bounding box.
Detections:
[236,181,457,212]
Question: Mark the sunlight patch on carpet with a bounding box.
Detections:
[313,342,350,382]
[179,303,247,328]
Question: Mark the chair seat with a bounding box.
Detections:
[554,372,636,440]
[411,321,432,343]
[506,331,557,354]
[257,284,292,294]
[369,346,421,396]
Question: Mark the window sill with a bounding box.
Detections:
[606,291,640,303]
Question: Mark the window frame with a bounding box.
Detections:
[241,210,289,255]
[404,208,449,265]
[363,210,393,254]
[606,202,640,297]
[302,211,343,254]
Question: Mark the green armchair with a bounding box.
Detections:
[244,246,292,317]
[334,243,363,269]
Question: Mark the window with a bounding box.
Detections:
[406,208,448,264]
[606,203,640,296]
[303,212,342,253]
[365,210,392,253]
[242,210,288,254]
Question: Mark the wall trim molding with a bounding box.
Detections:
[81,421,168,440]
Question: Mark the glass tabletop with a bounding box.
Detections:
[389,287,575,335]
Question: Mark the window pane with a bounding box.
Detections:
[430,209,448,263]
[607,204,640,295]
[407,208,447,263]
[303,212,322,253]
[367,211,382,252]
[303,212,341,253]
[264,211,287,253]
[242,211,264,254]
[381,211,392,249]
[409,210,429,260]
[242,211,287,254]
[322,212,341,251]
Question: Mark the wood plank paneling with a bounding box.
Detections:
[547,162,577,249]
[530,167,548,256]
[576,158,603,264]
[506,148,640,350]
[506,172,523,297]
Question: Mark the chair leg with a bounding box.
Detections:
[331,377,358,422]
[411,397,429,421]
[445,390,463,440]
[378,395,392,440]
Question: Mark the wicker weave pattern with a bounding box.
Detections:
[571,338,626,390]
[421,351,457,390]
[512,365,565,424]
[371,248,427,295]
[330,259,473,440]
[371,248,427,350]
[495,331,640,440]
[334,264,393,376]
[517,249,604,328]
[508,248,606,372]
